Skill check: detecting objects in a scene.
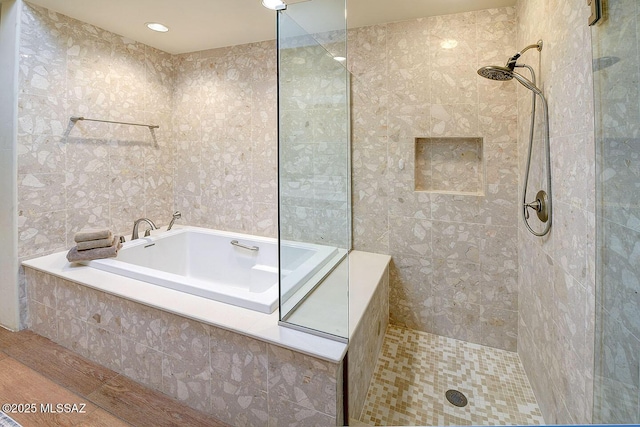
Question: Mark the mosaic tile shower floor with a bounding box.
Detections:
[358,325,544,426]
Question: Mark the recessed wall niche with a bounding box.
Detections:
[415,137,484,195]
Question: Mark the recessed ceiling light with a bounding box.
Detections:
[262,0,286,10]
[334,56,346,62]
[146,22,169,32]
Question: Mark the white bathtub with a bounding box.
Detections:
[85,226,337,314]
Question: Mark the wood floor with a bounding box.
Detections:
[0,327,228,427]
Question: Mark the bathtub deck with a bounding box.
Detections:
[21,249,349,363]
[0,327,228,427]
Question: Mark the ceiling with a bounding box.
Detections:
[26,0,517,54]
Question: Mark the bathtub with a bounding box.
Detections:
[85,226,337,314]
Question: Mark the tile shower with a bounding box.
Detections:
[9,0,608,425]
[349,8,520,351]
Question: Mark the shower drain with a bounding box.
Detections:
[445,389,468,407]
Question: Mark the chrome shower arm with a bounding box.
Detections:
[518,41,544,56]
[506,40,543,69]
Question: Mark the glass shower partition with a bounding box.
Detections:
[592,0,640,423]
[277,0,350,341]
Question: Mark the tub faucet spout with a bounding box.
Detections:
[131,218,157,240]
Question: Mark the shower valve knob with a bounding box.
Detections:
[524,190,549,223]
[525,200,541,211]
[524,200,540,220]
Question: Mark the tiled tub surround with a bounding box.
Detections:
[16,2,278,328]
[23,249,390,427]
[349,7,520,351]
[17,0,278,251]
[516,0,596,424]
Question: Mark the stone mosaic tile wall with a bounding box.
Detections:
[516,0,596,423]
[18,3,175,255]
[25,267,344,427]
[172,41,278,238]
[592,0,640,422]
[348,267,389,420]
[16,2,279,250]
[349,7,520,351]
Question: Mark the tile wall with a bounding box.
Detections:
[348,268,389,420]
[515,0,596,423]
[25,267,344,427]
[18,2,175,255]
[16,0,280,254]
[348,7,520,351]
[172,41,278,237]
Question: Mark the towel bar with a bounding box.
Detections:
[70,116,159,129]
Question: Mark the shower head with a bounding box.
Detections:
[477,65,543,96]
[477,40,544,93]
[477,65,514,81]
